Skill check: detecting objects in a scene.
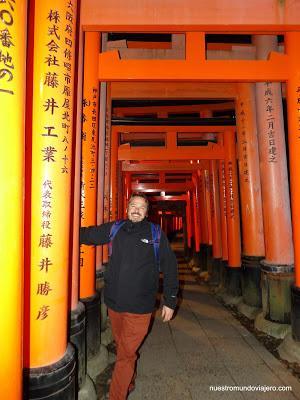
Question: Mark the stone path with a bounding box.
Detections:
[128,251,300,400]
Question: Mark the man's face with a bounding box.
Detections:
[127,196,148,223]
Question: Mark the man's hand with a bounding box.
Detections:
[161,305,174,322]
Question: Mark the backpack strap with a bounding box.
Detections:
[150,223,162,271]
[108,220,126,257]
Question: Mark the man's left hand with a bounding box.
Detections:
[161,305,174,322]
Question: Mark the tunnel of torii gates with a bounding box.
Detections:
[3,0,300,399]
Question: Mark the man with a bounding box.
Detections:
[80,193,178,400]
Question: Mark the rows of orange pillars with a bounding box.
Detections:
[2,3,300,399]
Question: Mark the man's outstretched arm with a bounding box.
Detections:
[80,222,113,245]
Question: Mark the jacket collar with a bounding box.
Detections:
[125,218,148,231]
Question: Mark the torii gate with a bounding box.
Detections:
[109,123,240,275]
[91,26,300,361]
[4,2,300,399]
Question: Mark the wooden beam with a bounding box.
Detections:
[149,195,187,201]
[99,49,288,81]
[113,124,230,133]
[122,161,203,171]
[111,82,237,99]
[81,0,300,29]
[99,33,288,81]
[132,182,193,192]
[118,142,225,160]
[113,102,235,117]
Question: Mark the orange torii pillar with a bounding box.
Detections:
[218,160,229,287]
[96,83,107,281]
[282,31,300,351]
[123,172,132,218]
[69,7,95,396]
[102,83,112,264]
[110,127,119,221]
[192,175,201,253]
[24,1,78,398]
[80,32,102,381]
[209,160,222,285]
[254,35,294,334]
[0,2,26,399]
[186,191,192,251]
[224,130,242,297]
[197,168,209,270]
[204,166,214,274]
[182,206,188,255]
[95,83,109,337]
[117,171,124,219]
[236,83,265,313]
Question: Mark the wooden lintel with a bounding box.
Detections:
[122,161,200,172]
[149,196,187,202]
[113,102,235,117]
[132,182,193,192]
[113,125,230,133]
[111,82,237,99]
[99,50,288,82]
[118,142,225,161]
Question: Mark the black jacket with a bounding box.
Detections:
[80,219,178,314]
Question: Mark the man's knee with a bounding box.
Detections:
[118,341,139,359]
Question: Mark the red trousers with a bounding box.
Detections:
[108,308,152,400]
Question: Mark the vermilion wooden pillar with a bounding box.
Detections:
[204,166,214,274]
[95,82,109,337]
[283,32,300,342]
[186,191,192,249]
[224,129,242,296]
[79,32,102,376]
[204,167,213,247]
[197,168,209,270]
[209,160,222,284]
[255,35,294,330]
[0,2,26,398]
[182,204,188,255]
[25,1,78,398]
[197,169,208,244]
[96,83,107,276]
[236,83,265,310]
[102,83,112,263]
[125,172,131,217]
[69,4,94,394]
[110,128,118,221]
[192,176,201,253]
[218,160,228,287]
[80,32,99,299]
